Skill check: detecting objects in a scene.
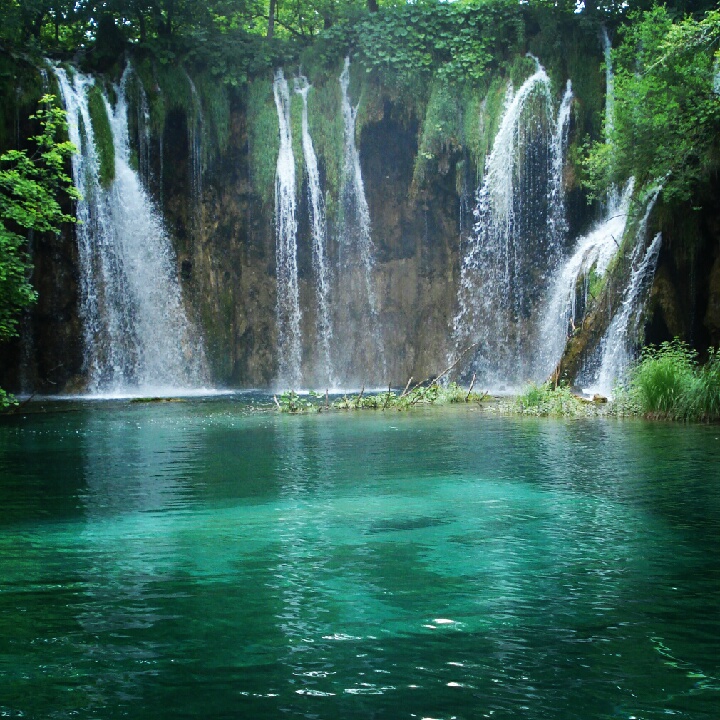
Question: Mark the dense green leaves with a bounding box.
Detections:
[0,95,78,346]
[584,6,720,203]
[627,339,720,421]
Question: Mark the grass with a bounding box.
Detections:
[274,381,488,413]
[627,340,720,422]
[501,382,608,418]
[270,339,720,423]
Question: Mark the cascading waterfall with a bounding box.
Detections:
[54,67,129,388]
[581,186,663,396]
[452,58,571,388]
[337,56,386,384]
[272,69,302,389]
[294,75,336,388]
[54,64,207,394]
[534,179,635,380]
[588,234,663,396]
[548,80,573,246]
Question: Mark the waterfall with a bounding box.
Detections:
[337,56,386,384]
[294,75,336,389]
[272,69,302,389]
[548,80,573,246]
[534,179,635,380]
[582,186,663,396]
[453,58,570,388]
[53,65,207,395]
[136,81,152,187]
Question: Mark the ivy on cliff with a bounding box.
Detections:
[0,95,78,404]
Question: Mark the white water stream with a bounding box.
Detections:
[453,58,572,388]
[54,65,207,395]
[294,75,336,388]
[272,69,302,389]
[337,57,386,383]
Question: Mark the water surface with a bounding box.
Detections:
[1,399,719,719]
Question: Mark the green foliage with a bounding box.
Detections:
[87,81,115,187]
[0,386,16,410]
[354,0,524,92]
[627,339,720,421]
[246,77,280,207]
[276,390,318,413]
[0,95,78,344]
[686,348,720,422]
[584,7,720,203]
[412,78,462,189]
[513,382,602,417]
[305,72,344,200]
[274,380,487,413]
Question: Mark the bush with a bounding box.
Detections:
[684,348,720,422]
[516,382,589,417]
[628,340,698,419]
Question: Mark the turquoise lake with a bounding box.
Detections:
[0,398,719,719]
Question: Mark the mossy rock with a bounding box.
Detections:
[87,82,115,188]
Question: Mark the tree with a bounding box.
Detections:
[584,6,720,202]
[0,95,78,407]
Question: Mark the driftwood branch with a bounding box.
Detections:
[382,383,392,410]
[6,392,36,415]
[436,340,482,384]
[400,377,413,399]
[405,340,483,398]
[465,373,476,402]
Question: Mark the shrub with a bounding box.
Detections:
[684,348,720,422]
[628,339,698,419]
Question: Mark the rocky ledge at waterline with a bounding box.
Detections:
[2,10,720,398]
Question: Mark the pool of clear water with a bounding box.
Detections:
[0,397,719,719]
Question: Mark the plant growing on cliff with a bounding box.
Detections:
[0,95,78,406]
[584,7,720,203]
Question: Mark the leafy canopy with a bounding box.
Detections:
[0,94,78,345]
[584,6,720,203]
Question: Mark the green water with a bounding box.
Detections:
[1,398,719,719]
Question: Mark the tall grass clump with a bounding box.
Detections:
[628,340,720,421]
[515,382,591,417]
[628,340,697,419]
[684,348,720,421]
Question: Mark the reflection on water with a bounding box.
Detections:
[0,401,719,719]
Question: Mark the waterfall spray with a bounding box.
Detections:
[548,80,573,246]
[601,27,615,144]
[54,64,207,395]
[337,56,386,384]
[272,69,302,389]
[184,70,204,231]
[583,186,663,396]
[453,57,569,388]
[294,75,336,388]
[535,179,635,380]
